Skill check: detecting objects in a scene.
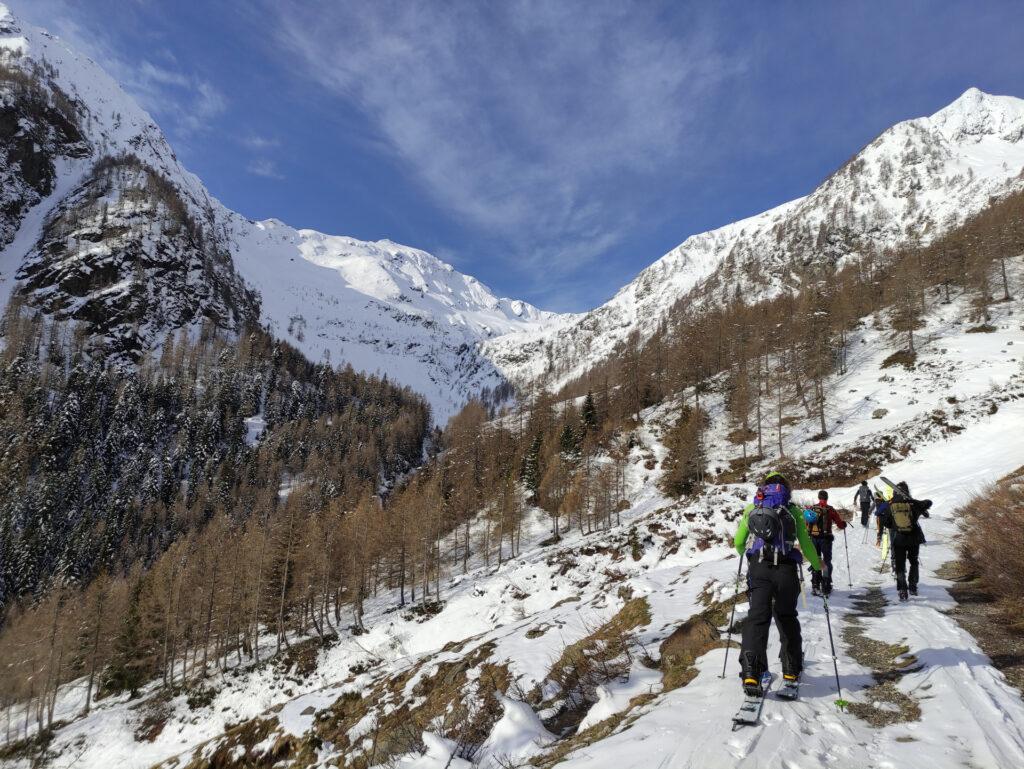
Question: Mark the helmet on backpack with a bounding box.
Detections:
[762,471,791,489]
[755,472,791,506]
[748,472,795,564]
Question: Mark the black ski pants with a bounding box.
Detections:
[810,536,833,593]
[893,541,920,592]
[740,559,802,679]
[860,502,872,527]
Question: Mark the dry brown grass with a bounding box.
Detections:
[533,598,651,738]
[880,349,917,369]
[938,560,1024,697]
[957,469,1024,627]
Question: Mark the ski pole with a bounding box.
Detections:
[821,593,848,710]
[843,528,852,588]
[720,556,745,679]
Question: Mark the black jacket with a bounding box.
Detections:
[880,497,932,546]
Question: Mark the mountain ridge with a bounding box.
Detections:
[482,86,1024,391]
[4,3,1024,419]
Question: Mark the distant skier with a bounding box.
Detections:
[804,490,847,596]
[878,480,932,600]
[873,487,890,546]
[733,472,822,697]
[854,480,873,527]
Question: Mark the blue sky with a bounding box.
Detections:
[13,1,1024,312]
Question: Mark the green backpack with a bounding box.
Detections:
[890,500,914,534]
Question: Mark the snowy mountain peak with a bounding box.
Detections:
[483,87,1024,391]
[0,3,25,53]
[928,87,1024,142]
[0,3,18,31]
[230,215,559,420]
[5,4,1024,422]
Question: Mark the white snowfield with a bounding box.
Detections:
[227,219,557,422]
[11,267,1024,769]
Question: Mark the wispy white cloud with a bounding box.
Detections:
[8,0,226,138]
[246,157,284,180]
[239,135,283,181]
[241,134,280,151]
[175,80,226,134]
[269,0,740,285]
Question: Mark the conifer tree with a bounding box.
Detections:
[521,434,542,504]
[581,390,598,433]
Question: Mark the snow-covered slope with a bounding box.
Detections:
[483,87,1024,390]
[13,263,1024,769]
[227,220,556,421]
[0,3,554,420]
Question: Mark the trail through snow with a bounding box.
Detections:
[552,405,1024,769]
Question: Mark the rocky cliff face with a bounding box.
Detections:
[0,4,259,361]
[16,154,258,358]
[0,16,90,251]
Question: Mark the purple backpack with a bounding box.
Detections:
[748,482,794,562]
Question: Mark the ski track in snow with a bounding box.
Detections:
[549,406,1024,769]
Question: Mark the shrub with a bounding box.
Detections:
[880,349,917,369]
[957,470,1024,627]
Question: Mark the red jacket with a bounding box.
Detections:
[809,501,847,537]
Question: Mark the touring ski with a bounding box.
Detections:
[777,678,800,700]
[731,672,773,729]
[879,476,910,500]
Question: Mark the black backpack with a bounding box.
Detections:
[749,482,794,562]
[806,507,826,537]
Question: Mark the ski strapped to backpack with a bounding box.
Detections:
[748,481,795,565]
[880,476,914,533]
